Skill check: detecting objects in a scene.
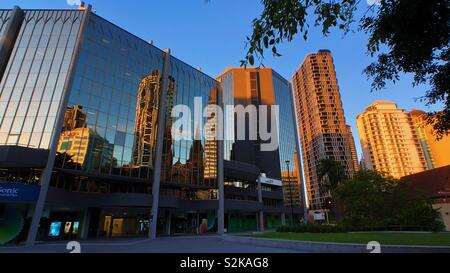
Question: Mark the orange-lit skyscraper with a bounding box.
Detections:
[357,101,428,178]
[217,67,304,210]
[292,50,359,210]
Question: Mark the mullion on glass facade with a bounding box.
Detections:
[0,10,83,149]
[0,10,11,37]
[58,13,167,180]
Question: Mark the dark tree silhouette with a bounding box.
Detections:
[317,159,347,193]
[242,0,450,138]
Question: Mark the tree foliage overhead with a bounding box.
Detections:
[243,0,450,138]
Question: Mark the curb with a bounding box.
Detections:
[222,236,450,253]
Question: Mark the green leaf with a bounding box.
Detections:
[263,36,269,48]
[248,55,255,66]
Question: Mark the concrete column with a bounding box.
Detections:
[96,209,105,239]
[257,176,264,232]
[80,208,91,240]
[217,85,225,235]
[26,5,92,246]
[196,213,200,234]
[0,6,24,79]
[165,212,171,236]
[281,212,286,226]
[149,49,171,240]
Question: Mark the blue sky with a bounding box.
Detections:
[1,0,441,160]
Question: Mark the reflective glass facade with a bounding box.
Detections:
[162,57,219,187]
[217,68,281,177]
[273,71,304,208]
[0,10,83,149]
[0,10,12,37]
[217,68,303,206]
[219,71,235,161]
[57,13,165,179]
[0,9,220,187]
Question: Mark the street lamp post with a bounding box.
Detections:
[257,174,264,232]
[285,161,295,226]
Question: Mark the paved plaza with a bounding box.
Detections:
[0,236,307,253]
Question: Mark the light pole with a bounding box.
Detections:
[257,174,264,232]
[285,161,295,226]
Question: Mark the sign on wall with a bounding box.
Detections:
[0,182,40,202]
[258,177,283,187]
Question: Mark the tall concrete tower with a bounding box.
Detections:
[292,50,359,210]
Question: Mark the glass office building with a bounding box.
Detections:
[216,67,305,231]
[0,9,83,149]
[0,6,297,244]
[272,72,305,208]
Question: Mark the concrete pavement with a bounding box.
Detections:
[0,236,307,253]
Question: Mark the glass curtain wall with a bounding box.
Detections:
[162,57,219,191]
[0,10,12,39]
[273,71,303,207]
[0,10,84,149]
[0,9,221,193]
[219,70,235,161]
[57,14,164,180]
[56,13,220,192]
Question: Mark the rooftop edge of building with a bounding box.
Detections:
[216,66,290,82]
[1,5,220,84]
[291,49,334,79]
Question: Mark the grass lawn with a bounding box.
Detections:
[247,232,450,247]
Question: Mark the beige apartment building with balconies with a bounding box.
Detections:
[357,101,428,178]
[410,110,450,169]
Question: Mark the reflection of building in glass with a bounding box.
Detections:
[282,172,302,208]
[161,76,177,182]
[282,151,303,208]
[204,88,219,184]
[189,128,205,185]
[131,72,161,173]
[0,9,84,150]
[357,101,428,178]
[58,128,90,165]
[58,105,113,171]
[58,105,88,165]
[292,50,359,210]
[62,105,87,132]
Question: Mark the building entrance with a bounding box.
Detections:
[161,210,217,236]
[100,208,149,238]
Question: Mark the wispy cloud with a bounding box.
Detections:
[66,0,82,6]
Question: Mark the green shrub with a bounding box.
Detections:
[277,224,348,233]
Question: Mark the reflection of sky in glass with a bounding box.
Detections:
[220,71,235,161]
[0,9,220,186]
[63,13,164,176]
[0,10,83,149]
[273,71,299,176]
[0,11,12,37]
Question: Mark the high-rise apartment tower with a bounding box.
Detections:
[357,101,428,178]
[292,50,359,210]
